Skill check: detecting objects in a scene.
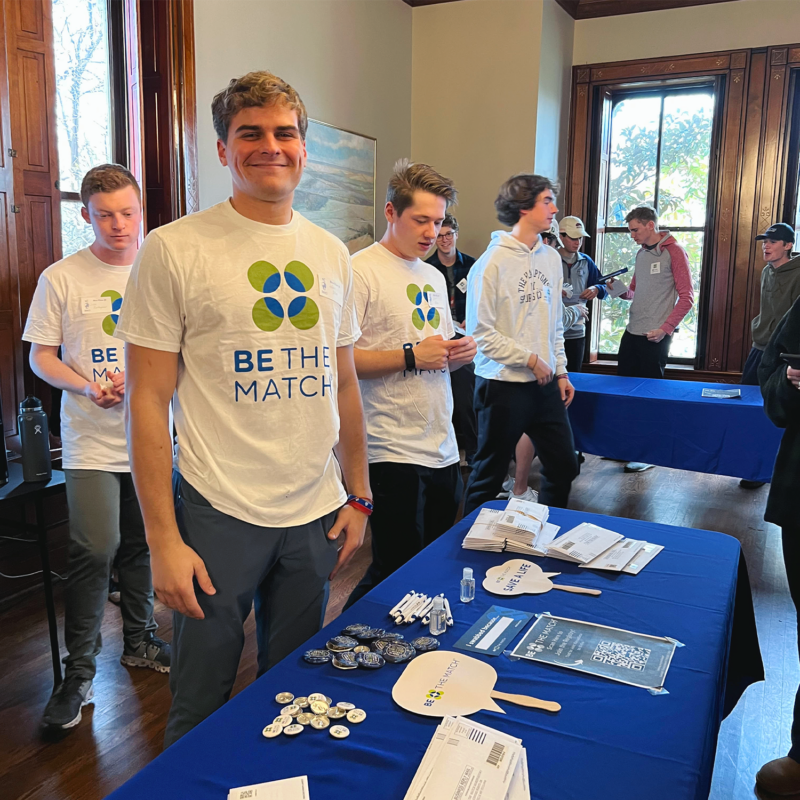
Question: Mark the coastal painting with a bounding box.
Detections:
[295,119,376,254]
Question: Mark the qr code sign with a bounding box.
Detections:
[591,640,651,671]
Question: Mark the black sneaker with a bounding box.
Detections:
[42,677,94,729]
[120,635,171,673]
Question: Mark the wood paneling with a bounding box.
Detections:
[407,0,737,13]
[565,43,800,378]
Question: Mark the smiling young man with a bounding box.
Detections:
[114,72,370,745]
[463,174,578,515]
[23,165,170,733]
[344,160,476,607]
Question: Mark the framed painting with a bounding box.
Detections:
[294,119,376,255]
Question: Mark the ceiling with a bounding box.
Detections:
[403,0,738,20]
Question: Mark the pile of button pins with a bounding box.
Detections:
[262,692,367,740]
[304,623,440,670]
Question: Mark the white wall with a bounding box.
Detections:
[574,0,800,64]
[193,0,412,238]
[535,0,574,182]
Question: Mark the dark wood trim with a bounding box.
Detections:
[573,0,736,20]
[554,0,580,18]
[402,0,461,6]
[583,360,743,384]
[566,43,800,381]
[107,0,129,167]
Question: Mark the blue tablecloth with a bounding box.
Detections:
[108,505,762,800]
[568,373,783,482]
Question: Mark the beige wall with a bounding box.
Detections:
[193,0,412,238]
[411,0,546,258]
[574,0,800,64]
[535,0,574,182]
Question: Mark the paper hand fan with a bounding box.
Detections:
[483,559,601,597]
[391,650,560,717]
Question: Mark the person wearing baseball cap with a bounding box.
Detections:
[743,223,800,386]
[558,216,608,373]
[739,222,800,489]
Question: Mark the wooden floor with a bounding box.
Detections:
[0,455,792,799]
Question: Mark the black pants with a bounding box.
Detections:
[450,362,478,459]
[781,525,800,761]
[617,330,673,379]
[345,461,462,608]
[740,346,763,386]
[464,377,579,515]
[564,337,585,374]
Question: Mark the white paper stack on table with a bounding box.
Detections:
[462,499,561,556]
[403,715,529,800]
[546,522,664,574]
[228,775,309,799]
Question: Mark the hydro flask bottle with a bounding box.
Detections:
[19,395,51,482]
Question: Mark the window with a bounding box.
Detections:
[595,87,715,360]
[52,0,115,257]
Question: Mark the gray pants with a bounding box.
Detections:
[165,474,339,746]
[63,469,156,680]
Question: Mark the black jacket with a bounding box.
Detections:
[759,296,800,528]
[426,249,476,325]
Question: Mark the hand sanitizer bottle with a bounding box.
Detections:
[429,596,447,636]
[460,567,475,603]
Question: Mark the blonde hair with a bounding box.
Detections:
[386,159,457,217]
[212,71,308,142]
[80,164,140,206]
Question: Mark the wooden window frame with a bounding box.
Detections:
[566,46,800,382]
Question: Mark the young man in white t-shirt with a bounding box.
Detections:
[464,174,579,514]
[23,165,170,733]
[115,72,371,745]
[345,160,477,607]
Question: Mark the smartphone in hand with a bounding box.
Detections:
[780,353,800,370]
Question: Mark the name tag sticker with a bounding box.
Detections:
[81,297,112,314]
[427,291,446,309]
[456,278,468,294]
[650,261,661,275]
[318,277,343,306]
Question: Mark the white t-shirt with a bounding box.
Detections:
[22,248,131,471]
[353,242,458,468]
[114,200,360,527]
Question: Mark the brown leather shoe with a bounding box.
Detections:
[756,757,800,796]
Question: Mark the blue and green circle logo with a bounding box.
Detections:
[248,260,319,332]
[407,283,440,331]
[101,290,123,336]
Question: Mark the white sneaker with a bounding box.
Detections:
[511,486,539,503]
[496,475,515,498]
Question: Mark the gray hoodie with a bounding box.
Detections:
[466,232,566,382]
[752,252,800,350]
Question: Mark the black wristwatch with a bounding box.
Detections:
[403,343,416,371]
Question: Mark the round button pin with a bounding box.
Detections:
[326,636,358,652]
[353,645,370,654]
[327,707,346,719]
[411,636,440,653]
[341,623,370,636]
[273,714,293,728]
[262,723,283,738]
[356,628,386,641]
[308,693,327,703]
[336,702,355,711]
[310,715,330,730]
[304,649,332,664]
[382,641,416,663]
[281,704,301,717]
[295,696,310,708]
[332,652,358,670]
[310,700,329,715]
[330,725,350,739]
[346,709,366,724]
[356,651,385,669]
[283,724,304,736]
[275,692,294,704]
[296,713,313,726]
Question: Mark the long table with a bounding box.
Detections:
[108,504,763,800]
[568,372,782,482]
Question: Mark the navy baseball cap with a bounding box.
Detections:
[756,222,795,243]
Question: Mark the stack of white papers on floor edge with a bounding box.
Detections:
[462,500,561,556]
[228,775,309,799]
[403,716,529,800]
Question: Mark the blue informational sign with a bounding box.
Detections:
[453,605,534,656]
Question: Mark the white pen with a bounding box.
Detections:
[414,596,434,623]
[444,597,454,626]
[402,594,428,624]
[394,592,420,620]
[389,591,414,617]
[407,595,432,624]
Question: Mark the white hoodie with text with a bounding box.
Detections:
[466,231,567,382]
